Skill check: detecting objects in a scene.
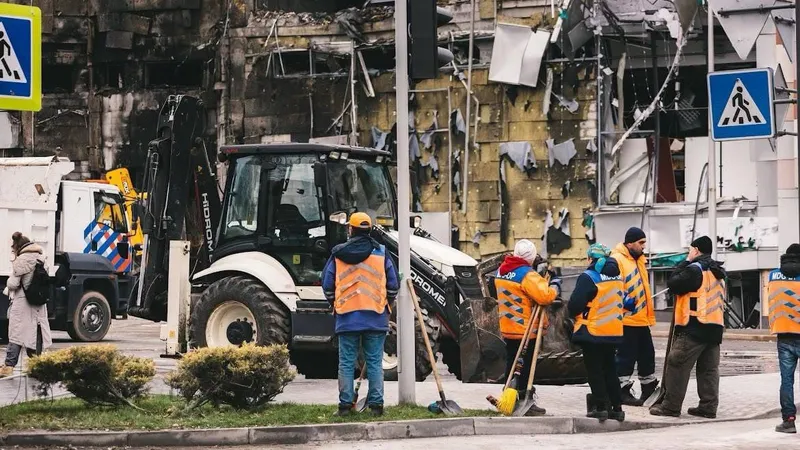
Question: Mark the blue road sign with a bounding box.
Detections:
[0,3,41,112]
[707,67,775,142]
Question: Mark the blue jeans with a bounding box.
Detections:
[338,331,385,409]
[778,336,800,420]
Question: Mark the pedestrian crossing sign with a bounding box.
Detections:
[708,68,775,142]
[0,3,40,112]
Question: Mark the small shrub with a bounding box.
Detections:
[166,344,295,410]
[26,345,155,406]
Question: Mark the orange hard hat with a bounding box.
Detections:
[348,212,372,229]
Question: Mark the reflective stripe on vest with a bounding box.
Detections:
[768,274,800,335]
[494,267,548,340]
[334,251,388,315]
[675,265,725,326]
[622,267,647,317]
[574,270,624,338]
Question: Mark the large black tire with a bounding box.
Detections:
[0,319,8,343]
[67,291,112,342]
[383,307,440,382]
[189,276,290,348]
[292,351,338,379]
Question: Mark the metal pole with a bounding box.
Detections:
[394,0,415,404]
[461,0,476,213]
[708,7,718,259]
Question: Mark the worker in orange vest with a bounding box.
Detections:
[611,227,657,406]
[322,212,399,418]
[650,236,726,418]
[768,243,800,433]
[494,239,561,415]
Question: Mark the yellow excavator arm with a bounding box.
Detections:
[89,168,144,251]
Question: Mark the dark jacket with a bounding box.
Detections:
[322,234,399,334]
[775,252,800,339]
[667,254,726,344]
[568,258,623,345]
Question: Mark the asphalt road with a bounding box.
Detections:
[0,317,781,380]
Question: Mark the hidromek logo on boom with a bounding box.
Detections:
[410,270,446,306]
[201,192,214,255]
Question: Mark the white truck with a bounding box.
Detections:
[0,157,135,343]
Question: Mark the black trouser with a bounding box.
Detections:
[616,325,656,386]
[4,325,42,367]
[505,338,535,394]
[581,342,622,410]
[661,332,720,414]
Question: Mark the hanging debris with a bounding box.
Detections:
[547,138,577,167]
[499,141,538,177]
[334,7,366,44]
[451,109,466,136]
[546,207,572,255]
[562,181,572,199]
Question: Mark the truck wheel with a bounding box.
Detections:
[0,319,8,343]
[190,276,290,348]
[383,308,440,382]
[67,291,112,342]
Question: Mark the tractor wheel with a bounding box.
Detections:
[439,338,462,380]
[190,276,290,349]
[291,351,339,379]
[383,307,440,382]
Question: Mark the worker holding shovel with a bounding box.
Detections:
[568,243,628,422]
[493,239,560,415]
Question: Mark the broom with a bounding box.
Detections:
[494,305,541,415]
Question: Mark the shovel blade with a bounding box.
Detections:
[438,400,464,416]
[643,387,664,408]
[355,396,369,413]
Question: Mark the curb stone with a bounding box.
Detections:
[0,412,783,447]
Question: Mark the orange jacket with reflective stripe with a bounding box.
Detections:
[334,251,388,315]
[675,263,725,327]
[767,270,800,335]
[494,266,558,340]
[611,243,655,327]
[573,270,624,338]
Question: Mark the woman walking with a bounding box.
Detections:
[1,232,52,377]
[568,243,629,421]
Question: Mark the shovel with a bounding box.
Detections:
[512,306,546,416]
[353,362,369,412]
[408,278,463,416]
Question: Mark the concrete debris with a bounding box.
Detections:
[254,11,334,27]
[553,93,579,114]
[547,138,577,167]
[451,109,466,136]
[499,142,537,179]
[334,7,366,44]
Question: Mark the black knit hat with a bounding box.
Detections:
[691,236,713,255]
[787,243,800,255]
[624,227,646,244]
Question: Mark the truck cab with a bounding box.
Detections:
[0,157,133,343]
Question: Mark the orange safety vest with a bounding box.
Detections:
[574,270,624,338]
[675,263,725,327]
[767,270,800,335]
[333,246,388,315]
[612,244,655,327]
[494,266,554,340]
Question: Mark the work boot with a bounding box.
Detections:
[621,383,643,406]
[369,405,384,417]
[639,380,659,404]
[687,407,716,419]
[587,401,609,422]
[609,405,625,422]
[523,403,546,416]
[649,404,681,417]
[336,405,352,417]
[776,417,796,433]
[0,366,12,378]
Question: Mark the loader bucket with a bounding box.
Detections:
[457,296,507,383]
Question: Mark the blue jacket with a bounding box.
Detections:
[322,235,399,334]
[568,258,624,345]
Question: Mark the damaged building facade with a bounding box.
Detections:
[1,0,797,329]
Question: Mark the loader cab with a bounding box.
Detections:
[215,144,395,286]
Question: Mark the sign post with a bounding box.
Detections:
[0,3,41,112]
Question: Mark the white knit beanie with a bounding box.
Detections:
[513,239,537,265]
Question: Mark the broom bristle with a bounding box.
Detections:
[496,388,518,415]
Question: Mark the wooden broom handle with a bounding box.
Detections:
[524,305,546,393]
[407,279,446,393]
